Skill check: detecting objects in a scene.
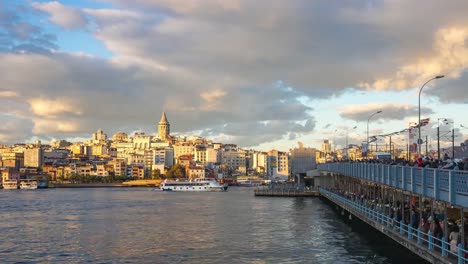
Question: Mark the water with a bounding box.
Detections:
[0,188,425,263]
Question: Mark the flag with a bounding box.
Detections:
[417,118,430,128]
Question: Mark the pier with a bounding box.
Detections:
[318,163,468,264]
[254,182,320,197]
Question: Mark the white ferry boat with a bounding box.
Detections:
[2,180,18,190]
[20,180,38,190]
[160,178,228,192]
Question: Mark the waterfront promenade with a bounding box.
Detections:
[318,162,468,264]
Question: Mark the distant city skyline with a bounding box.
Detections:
[0,1,467,152]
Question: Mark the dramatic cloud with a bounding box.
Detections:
[1,0,468,147]
[339,103,434,122]
[32,1,88,30]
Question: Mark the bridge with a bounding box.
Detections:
[318,163,468,264]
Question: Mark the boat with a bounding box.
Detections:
[2,180,18,190]
[37,181,48,189]
[237,179,263,187]
[20,180,38,190]
[160,178,228,192]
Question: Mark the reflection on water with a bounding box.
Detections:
[0,188,424,263]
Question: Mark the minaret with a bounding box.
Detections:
[158,112,170,140]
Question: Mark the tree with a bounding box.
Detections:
[151,169,162,179]
[166,164,185,179]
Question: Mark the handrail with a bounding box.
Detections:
[318,163,468,207]
[320,188,467,264]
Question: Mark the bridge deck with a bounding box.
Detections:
[320,188,467,264]
[318,163,468,207]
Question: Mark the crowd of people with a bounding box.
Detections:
[330,156,468,171]
[332,188,467,256]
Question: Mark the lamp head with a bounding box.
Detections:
[377,110,382,114]
[435,75,444,79]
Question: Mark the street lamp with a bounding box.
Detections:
[345,126,357,150]
[344,126,357,159]
[437,118,448,160]
[418,75,444,156]
[367,111,382,157]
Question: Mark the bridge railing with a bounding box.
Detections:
[320,188,468,264]
[318,163,468,207]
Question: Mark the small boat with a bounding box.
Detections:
[2,180,18,190]
[20,180,38,190]
[37,181,48,189]
[160,178,228,192]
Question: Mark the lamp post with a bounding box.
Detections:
[437,118,448,160]
[345,126,357,150]
[367,111,382,157]
[418,75,444,156]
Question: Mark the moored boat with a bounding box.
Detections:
[2,180,18,190]
[19,180,38,190]
[160,178,228,192]
[37,181,48,189]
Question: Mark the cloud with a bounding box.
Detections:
[33,118,80,134]
[32,1,88,30]
[0,91,19,98]
[0,2,57,53]
[2,0,468,146]
[339,103,434,122]
[28,98,83,117]
[358,27,468,91]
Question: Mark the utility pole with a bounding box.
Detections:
[425,135,428,155]
[437,126,440,159]
[452,128,455,159]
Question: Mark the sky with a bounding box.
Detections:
[0,0,467,152]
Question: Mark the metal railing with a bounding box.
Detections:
[320,188,467,264]
[318,163,468,207]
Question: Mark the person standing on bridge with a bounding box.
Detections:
[411,208,420,233]
[449,225,460,253]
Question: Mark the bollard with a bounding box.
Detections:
[400,220,404,235]
[428,231,433,250]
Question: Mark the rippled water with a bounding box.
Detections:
[0,188,425,263]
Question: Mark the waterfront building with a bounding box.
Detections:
[220,148,246,171]
[91,144,108,156]
[92,129,108,142]
[133,133,152,150]
[206,147,219,164]
[52,140,72,148]
[251,151,268,176]
[1,167,20,185]
[112,132,128,142]
[94,164,109,176]
[126,164,145,179]
[1,152,24,169]
[321,139,331,153]
[194,146,207,164]
[158,112,171,141]
[173,143,195,159]
[110,158,127,177]
[177,154,193,167]
[187,165,205,179]
[290,143,317,175]
[267,150,289,180]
